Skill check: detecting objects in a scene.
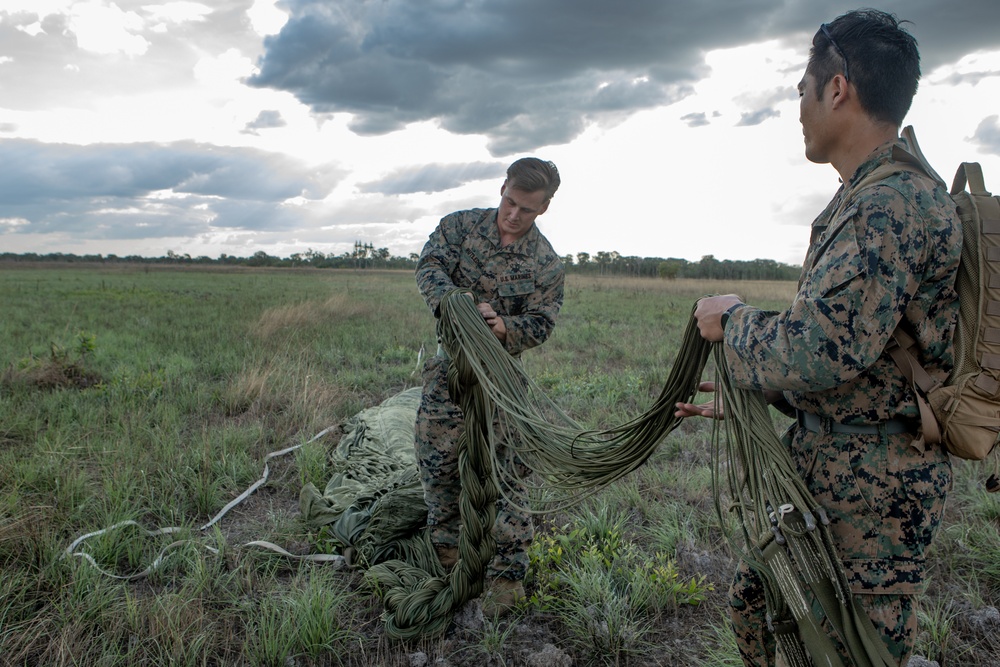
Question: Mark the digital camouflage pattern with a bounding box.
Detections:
[414,207,563,581]
[722,138,962,665]
[726,138,961,424]
[416,208,564,356]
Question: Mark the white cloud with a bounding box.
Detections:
[247,0,287,36]
[141,2,212,24]
[70,2,149,55]
[193,47,254,87]
[16,22,44,37]
[0,217,30,229]
[2,1,1000,264]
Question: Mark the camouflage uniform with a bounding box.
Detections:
[722,139,961,665]
[414,207,564,581]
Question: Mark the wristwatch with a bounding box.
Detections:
[720,302,743,330]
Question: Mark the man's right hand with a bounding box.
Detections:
[477,302,507,343]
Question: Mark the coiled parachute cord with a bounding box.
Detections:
[432,290,713,513]
[368,290,894,666]
[708,345,896,667]
[365,290,710,639]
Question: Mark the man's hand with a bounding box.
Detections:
[693,294,743,342]
[477,302,507,342]
[674,381,723,419]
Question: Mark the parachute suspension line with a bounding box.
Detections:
[434,289,713,513]
[709,344,896,667]
[365,290,710,638]
[364,293,500,639]
[367,290,895,663]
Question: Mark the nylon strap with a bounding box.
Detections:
[976,374,1000,395]
[63,426,341,579]
[901,126,946,187]
[769,512,897,667]
[762,535,847,667]
[887,330,942,448]
[951,161,989,195]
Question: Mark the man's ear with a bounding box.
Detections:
[499,180,508,197]
[829,74,850,109]
[538,199,550,216]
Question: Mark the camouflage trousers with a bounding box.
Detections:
[730,424,951,666]
[413,354,533,581]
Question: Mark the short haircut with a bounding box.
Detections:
[506,157,561,201]
[809,9,921,127]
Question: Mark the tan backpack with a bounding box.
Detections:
[886,127,1000,490]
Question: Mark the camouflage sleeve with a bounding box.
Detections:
[723,184,927,391]
[501,253,564,356]
[414,212,468,317]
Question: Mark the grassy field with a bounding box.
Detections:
[1,264,998,666]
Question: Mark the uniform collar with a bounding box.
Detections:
[845,137,901,188]
[477,208,540,253]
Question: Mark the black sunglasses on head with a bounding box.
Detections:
[820,23,850,82]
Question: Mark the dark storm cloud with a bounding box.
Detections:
[248,0,776,155]
[359,161,506,195]
[248,0,1000,155]
[0,139,337,202]
[3,0,999,259]
[0,139,341,238]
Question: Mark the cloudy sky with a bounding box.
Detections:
[2,0,999,265]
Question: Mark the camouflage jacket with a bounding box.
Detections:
[416,208,564,357]
[724,138,961,423]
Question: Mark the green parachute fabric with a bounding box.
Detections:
[298,386,439,571]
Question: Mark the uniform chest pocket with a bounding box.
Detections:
[498,279,535,298]
[458,247,486,285]
[801,203,866,299]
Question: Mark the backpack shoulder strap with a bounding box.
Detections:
[883,128,951,450]
[887,330,943,450]
[951,162,991,197]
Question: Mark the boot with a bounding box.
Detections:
[480,578,525,618]
[435,544,459,572]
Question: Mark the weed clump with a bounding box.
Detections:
[2,332,102,390]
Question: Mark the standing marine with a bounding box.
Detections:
[414,157,564,614]
[677,9,961,666]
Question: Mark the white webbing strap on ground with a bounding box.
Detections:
[63,521,204,580]
[63,426,345,579]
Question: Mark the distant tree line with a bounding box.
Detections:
[0,245,418,271]
[1,246,800,281]
[563,251,799,281]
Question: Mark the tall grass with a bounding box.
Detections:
[1,264,997,666]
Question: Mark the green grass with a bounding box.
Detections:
[2,264,998,665]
